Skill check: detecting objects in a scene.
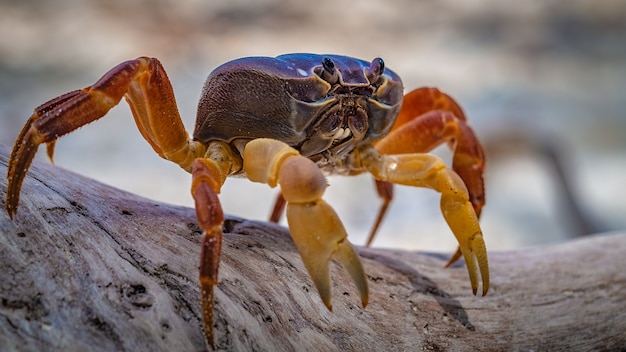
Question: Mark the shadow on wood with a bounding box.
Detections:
[0,144,625,351]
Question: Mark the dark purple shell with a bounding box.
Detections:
[193,53,403,157]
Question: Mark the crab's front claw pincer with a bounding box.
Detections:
[359,147,489,296]
[244,139,369,310]
[440,186,489,296]
[280,157,369,310]
[286,197,368,310]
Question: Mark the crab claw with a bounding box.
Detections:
[442,198,489,296]
[361,148,489,296]
[243,138,369,309]
[287,200,369,310]
[277,154,368,309]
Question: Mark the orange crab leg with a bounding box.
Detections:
[5,57,203,218]
[244,138,369,310]
[376,98,485,214]
[268,192,286,223]
[390,86,467,133]
[191,158,223,349]
[190,148,236,349]
[123,58,203,169]
[367,88,485,258]
[365,180,394,247]
[5,57,228,346]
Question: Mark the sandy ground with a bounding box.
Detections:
[1,0,625,252]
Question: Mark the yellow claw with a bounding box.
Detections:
[360,146,489,296]
[440,171,490,296]
[333,238,369,307]
[287,200,368,309]
[244,138,369,309]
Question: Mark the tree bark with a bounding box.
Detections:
[0,144,625,352]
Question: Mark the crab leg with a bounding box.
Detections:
[190,142,238,348]
[5,57,204,218]
[376,88,485,216]
[243,138,368,310]
[4,57,228,346]
[268,192,286,223]
[359,146,489,296]
[365,179,394,247]
[367,88,485,266]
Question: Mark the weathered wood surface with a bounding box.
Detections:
[0,144,625,351]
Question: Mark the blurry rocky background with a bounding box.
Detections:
[1,0,624,251]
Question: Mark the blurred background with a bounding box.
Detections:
[1,0,624,252]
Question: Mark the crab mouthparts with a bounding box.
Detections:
[332,127,352,143]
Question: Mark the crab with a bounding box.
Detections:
[5,54,489,348]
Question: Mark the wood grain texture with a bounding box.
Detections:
[0,144,625,351]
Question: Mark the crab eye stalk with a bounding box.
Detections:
[367,57,385,83]
[372,58,385,75]
[316,57,339,84]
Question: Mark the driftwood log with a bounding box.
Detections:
[0,144,625,352]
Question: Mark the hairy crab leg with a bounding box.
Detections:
[243,138,369,309]
[358,146,489,296]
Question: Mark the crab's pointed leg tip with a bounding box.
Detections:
[362,297,369,309]
[444,248,462,268]
[472,286,478,296]
[482,287,489,297]
[6,203,16,219]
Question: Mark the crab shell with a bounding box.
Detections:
[194,54,404,163]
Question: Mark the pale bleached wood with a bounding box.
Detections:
[1,144,625,351]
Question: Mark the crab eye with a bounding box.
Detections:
[316,57,339,84]
[322,57,335,73]
[367,57,385,83]
[373,58,385,75]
